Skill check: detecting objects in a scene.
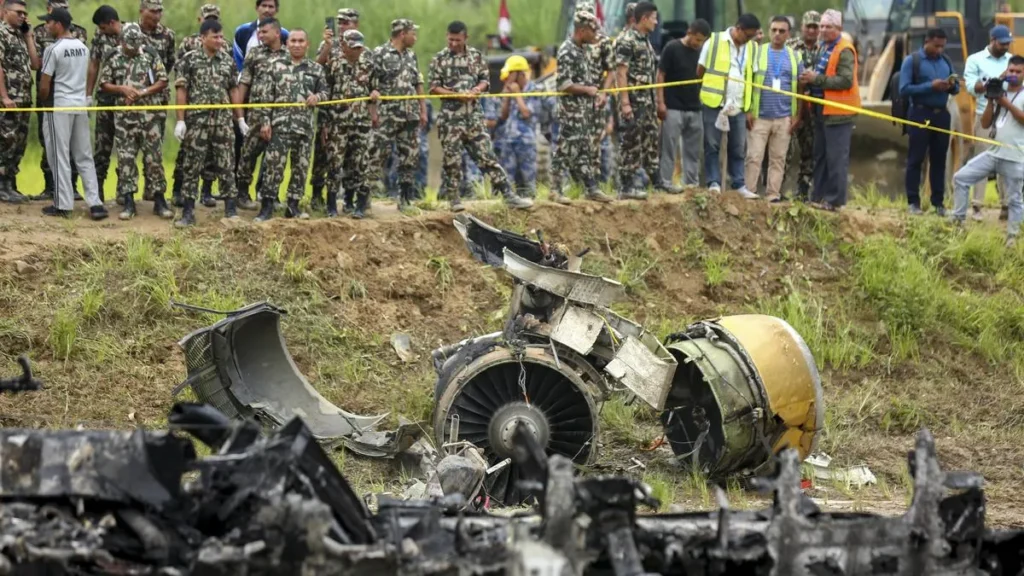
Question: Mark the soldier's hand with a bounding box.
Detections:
[305,94,320,107]
[1,97,15,109]
[657,101,666,121]
[122,87,142,101]
[371,110,380,128]
[260,124,272,142]
[323,27,334,44]
[595,92,607,108]
[370,90,380,102]
[86,96,93,108]
[620,102,633,120]
[237,117,250,137]
[174,121,187,142]
[419,110,428,129]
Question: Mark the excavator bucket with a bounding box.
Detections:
[175,302,419,458]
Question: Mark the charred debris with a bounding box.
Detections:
[1,364,1024,574]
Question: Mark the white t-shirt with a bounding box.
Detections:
[699,27,748,110]
[41,37,89,112]
[992,90,1024,163]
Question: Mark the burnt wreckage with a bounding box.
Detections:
[1,360,1024,574]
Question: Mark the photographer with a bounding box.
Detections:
[0,0,40,203]
[963,25,1012,220]
[951,54,1024,247]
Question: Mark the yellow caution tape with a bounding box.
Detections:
[2,77,1006,148]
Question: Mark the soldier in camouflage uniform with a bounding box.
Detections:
[252,29,327,222]
[235,18,288,209]
[310,8,359,210]
[86,6,120,202]
[370,18,425,211]
[98,23,171,220]
[0,0,39,203]
[614,1,668,199]
[786,10,819,200]
[324,30,375,218]
[33,0,85,200]
[132,0,174,202]
[428,20,531,211]
[173,19,241,227]
[170,4,227,209]
[552,9,611,203]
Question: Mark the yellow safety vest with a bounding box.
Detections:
[699,31,755,111]
[751,44,799,118]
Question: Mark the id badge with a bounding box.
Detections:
[771,78,781,92]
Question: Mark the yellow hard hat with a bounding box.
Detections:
[500,54,530,81]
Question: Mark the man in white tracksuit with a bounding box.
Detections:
[38,7,107,219]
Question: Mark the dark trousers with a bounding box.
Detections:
[811,109,853,207]
[905,105,951,208]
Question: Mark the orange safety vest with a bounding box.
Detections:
[822,39,861,116]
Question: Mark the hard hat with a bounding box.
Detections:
[500,54,530,81]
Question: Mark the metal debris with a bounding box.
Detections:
[0,397,1021,575]
[172,301,420,458]
[390,333,415,363]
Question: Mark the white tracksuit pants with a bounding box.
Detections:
[43,112,102,211]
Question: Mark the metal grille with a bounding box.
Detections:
[183,331,213,373]
[180,330,241,419]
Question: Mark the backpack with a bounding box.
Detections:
[890,52,955,134]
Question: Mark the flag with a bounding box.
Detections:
[595,0,605,27]
[498,0,512,49]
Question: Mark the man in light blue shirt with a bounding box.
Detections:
[951,54,1024,247]
[963,25,1012,220]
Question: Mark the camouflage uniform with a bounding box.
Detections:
[0,21,33,187]
[370,20,422,205]
[89,28,120,189]
[552,34,601,194]
[310,8,359,203]
[132,13,175,200]
[497,81,553,198]
[261,57,327,202]
[172,4,228,194]
[325,34,374,213]
[614,27,659,194]
[786,11,820,199]
[428,44,518,207]
[98,32,168,202]
[33,10,86,193]
[534,70,558,186]
[236,44,290,197]
[590,34,614,183]
[174,47,238,202]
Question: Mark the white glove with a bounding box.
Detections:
[237,117,250,137]
[86,96,93,107]
[174,121,187,142]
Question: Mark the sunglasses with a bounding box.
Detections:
[805,24,819,28]
[770,28,788,33]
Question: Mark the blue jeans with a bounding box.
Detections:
[906,106,951,208]
[952,151,1023,238]
[702,105,746,189]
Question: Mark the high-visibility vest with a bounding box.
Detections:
[699,31,755,111]
[822,38,861,116]
[751,44,799,118]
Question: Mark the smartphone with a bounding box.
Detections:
[325,17,336,33]
[948,73,959,82]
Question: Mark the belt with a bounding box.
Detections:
[441,100,467,112]
[912,104,947,114]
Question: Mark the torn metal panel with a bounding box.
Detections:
[175,302,419,458]
[549,306,604,355]
[604,335,677,411]
[503,249,626,307]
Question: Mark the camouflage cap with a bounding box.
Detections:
[391,18,419,34]
[140,0,163,10]
[802,10,821,25]
[337,8,358,22]
[625,2,637,18]
[343,29,365,48]
[200,4,220,19]
[47,0,69,8]
[574,9,599,31]
[121,22,145,49]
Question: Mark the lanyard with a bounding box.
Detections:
[769,48,784,80]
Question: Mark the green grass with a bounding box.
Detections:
[701,250,730,288]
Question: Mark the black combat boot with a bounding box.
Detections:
[237,191,258,211]
[200,180,216,207]
[342,191,355,215]
[89,204,109,221]
[119,194,137,220]
[37,172,55,201]
[285,198,308,219]
[171,178,184,207]
[326,192,338,218]
[97,177,105,204]
[254,198,275,223]
[153,194,174,219]
[223,196,238,219]
[310,186,324,211]
[353,194,368,219]
[175,198,196,228]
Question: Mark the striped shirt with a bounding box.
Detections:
[758,47,802,119]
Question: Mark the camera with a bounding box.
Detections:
[985,77,1005,100]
